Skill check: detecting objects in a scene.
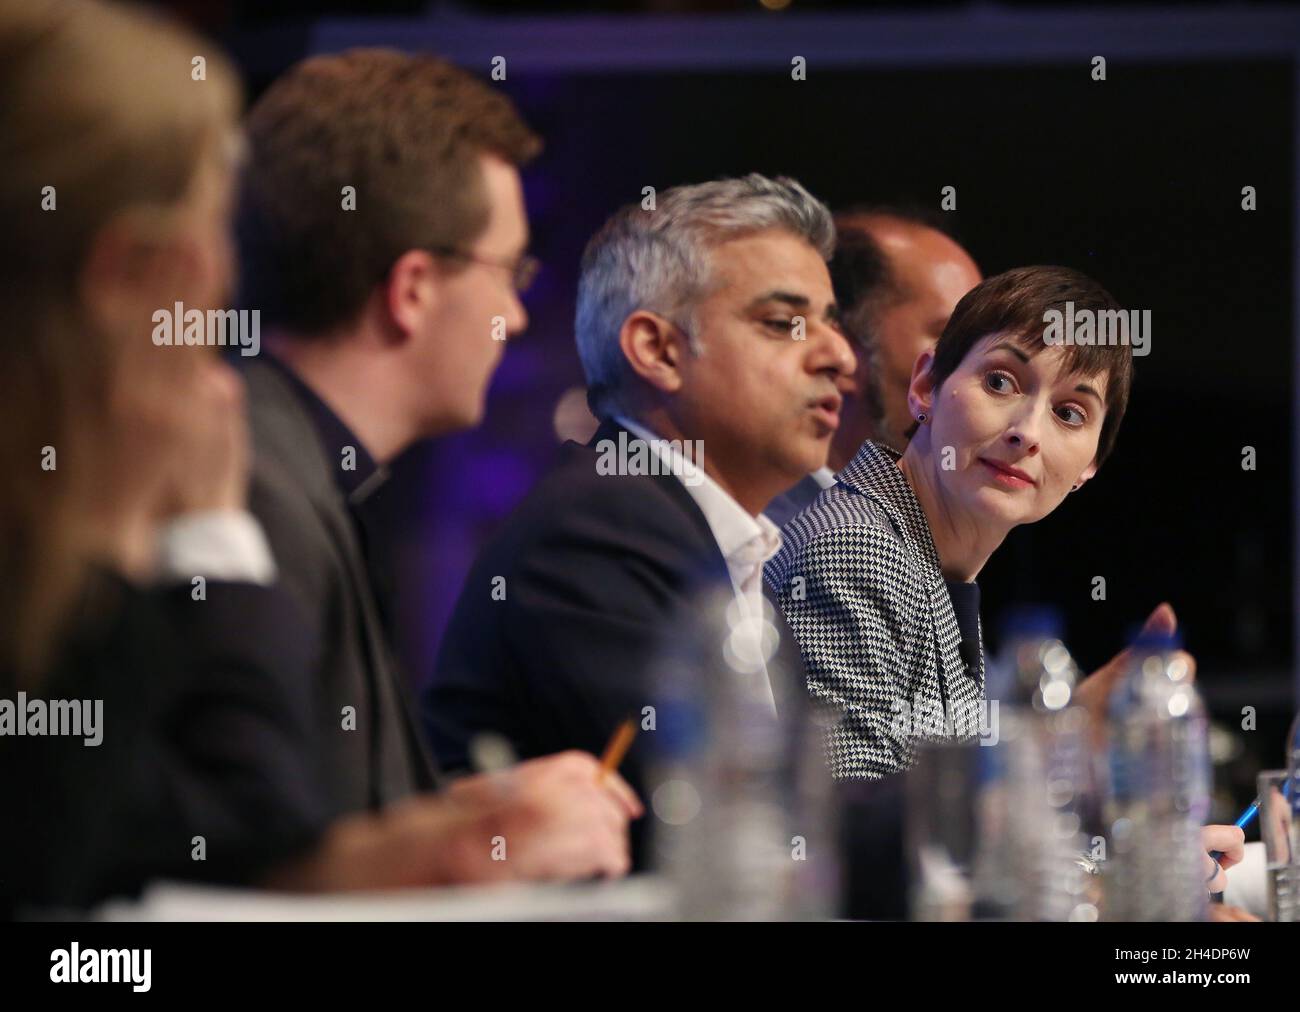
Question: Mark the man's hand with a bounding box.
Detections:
[266,752,642,892]
[441,750,643,883]
[1073,602,1196,745]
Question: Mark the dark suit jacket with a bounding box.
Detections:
[763,471,828,529]
[423,420,809,792]
[1,573,329,913]
[426,421,912,904]
[244,359,435,813]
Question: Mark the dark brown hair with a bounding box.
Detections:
[237,48,541,334]
[925,266,1134,467]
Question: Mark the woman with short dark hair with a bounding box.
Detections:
[767,265,1134,780]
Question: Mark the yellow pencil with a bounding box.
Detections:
[598,718,637,780]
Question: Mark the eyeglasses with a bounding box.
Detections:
[428,246,540,294]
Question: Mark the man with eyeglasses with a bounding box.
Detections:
[234,48,640,883]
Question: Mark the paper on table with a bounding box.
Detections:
[94,875,675,922]
[1222,841,1267,919]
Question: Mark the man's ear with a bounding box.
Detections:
[618,310,689,396]
[906,348,937,422]
[383,249,441,345]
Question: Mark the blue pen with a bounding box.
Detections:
[1230,776,1291,833]
[1232,801,1262,831]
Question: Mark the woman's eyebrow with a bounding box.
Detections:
[1073,382,1104,405]
[989,341,1031,363]
[989,340,1106,404]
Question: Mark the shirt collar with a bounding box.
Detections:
[613,415,782,570]
[810,466,837,490]
[265,354,388,505]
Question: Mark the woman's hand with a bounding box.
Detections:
[88,346,244,572]
[161,358,249,516]
[1073,602,1197,745]
[1208,903,1260,922]
[1201,824,1246,894]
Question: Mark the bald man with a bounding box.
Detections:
[832,207,982,463]
[765,207,981,527]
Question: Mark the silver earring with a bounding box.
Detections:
[917,412,927,423]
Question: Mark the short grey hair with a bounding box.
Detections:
[575,173,835,420]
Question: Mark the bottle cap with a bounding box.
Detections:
[999,604,1064,641]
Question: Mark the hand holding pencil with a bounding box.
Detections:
[444,739,643,882]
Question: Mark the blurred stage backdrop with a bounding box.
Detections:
[181,0,1296,813]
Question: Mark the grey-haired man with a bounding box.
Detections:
[424,175,856,860]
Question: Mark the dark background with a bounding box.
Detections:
[168,0,1297,816]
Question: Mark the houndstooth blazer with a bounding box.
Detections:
[765,440,985,780]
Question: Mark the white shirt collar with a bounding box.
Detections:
[810,466,837,490]
[612,415,782,572]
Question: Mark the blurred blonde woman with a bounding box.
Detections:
[0,0,334,914]
[0,0,632,914]
[0,0,246,682]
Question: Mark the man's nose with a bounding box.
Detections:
[811,320,856,378]
[505,293,529,338]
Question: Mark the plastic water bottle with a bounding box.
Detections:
[971,607,1093,921]
[646,585,837,920]
[907,741,979,921]
[1104,629,1210,921]
[1269,711,1300,921]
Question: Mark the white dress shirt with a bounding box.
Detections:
[615,416,783,711]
